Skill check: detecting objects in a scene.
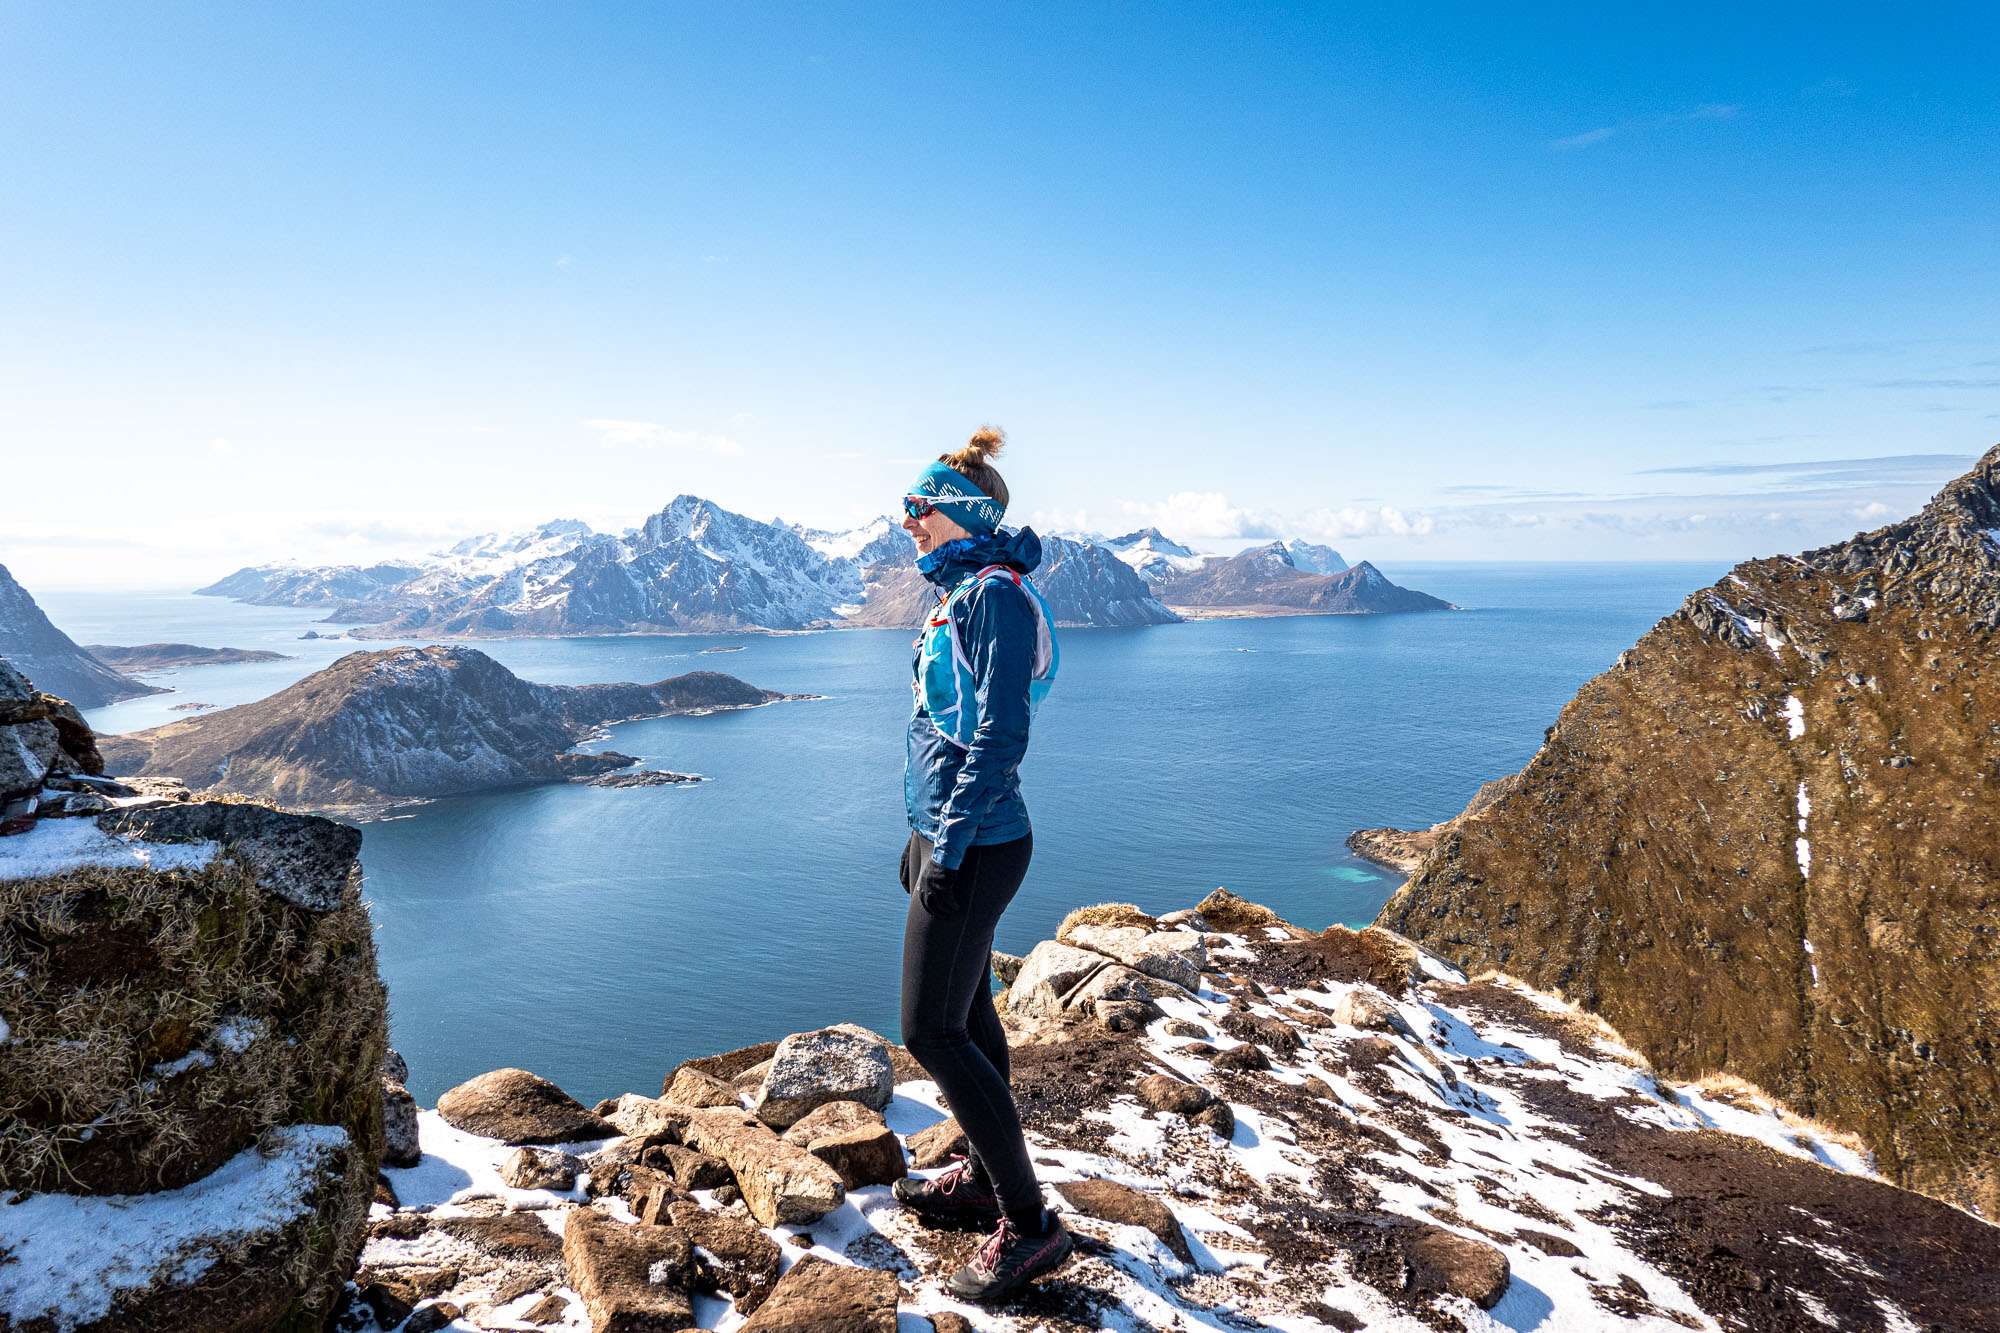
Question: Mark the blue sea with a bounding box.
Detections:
[41,562,1723,1105]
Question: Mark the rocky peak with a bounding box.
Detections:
[1380,444,2000,1218]
[0,564,165,709]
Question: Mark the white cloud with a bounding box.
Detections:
[1116,490,1284,541]
[1854,501,1891,519]
[583,419,742,456]
[1294,504,1436,540]
[1553,102,1742,150]
[555,254,575,271]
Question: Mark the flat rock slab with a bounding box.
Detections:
[597,1093,693,1141]
[437,1067,615,1145]
[738,1254,898,1332]
[753,1024,894,1130]
[94,801,362,913]
[561,1206,696,1333]
[780,1099,906,1188]
[682,1106,845,1227]
[1054,1178,1193,1264]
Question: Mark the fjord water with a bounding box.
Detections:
[49,562,1723,1104]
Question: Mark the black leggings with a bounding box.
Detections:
[899,828,1041,1229]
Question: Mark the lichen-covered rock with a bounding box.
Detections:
[596,1093,690,1141]
[665,1198,782,1314]
[560,1206,695,1332]
[661,1066,740,1109]
[737,1254,898,1332]
[499,1146,578,1191]
[906,1117,968,1169]
[780,1099,905,1188]
[1195,887,1310,938]
[382,1080,421,1168]
[437,1068,613,1145]
[751,1024,893,1130]
[1003,940,1121,1018]
[680,1106,845,1227]
[1062,923,1205,993]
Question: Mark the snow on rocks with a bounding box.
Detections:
[347,901,1995,1332]
[0,813,218,882]
[0,1125,352,1333]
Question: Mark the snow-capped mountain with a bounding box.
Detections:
[0,563,165,707]
[194,561,428,608]
[847,533,1180,629]
[1101,527,1210,583]
[793,516,915,569]
[1285,538,1347,574]
[432,519,596,578]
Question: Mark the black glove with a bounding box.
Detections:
[915,858,963,917]
[899,845,914,894]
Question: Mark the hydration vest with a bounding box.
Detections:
[912,564,1059,749]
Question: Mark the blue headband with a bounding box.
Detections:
[907,461,1004,536]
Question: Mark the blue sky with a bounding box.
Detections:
[3,3,1996,587]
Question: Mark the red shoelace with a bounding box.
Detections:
[974,1216,1018,1274]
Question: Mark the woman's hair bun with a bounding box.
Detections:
[952,425,1006,465]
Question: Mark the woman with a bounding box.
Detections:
[890,426,1071,1302]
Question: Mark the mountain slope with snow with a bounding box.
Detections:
[0,563,165,708]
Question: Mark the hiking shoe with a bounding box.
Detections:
[891,1153,1002,1227]
[946,1211,1074,1302]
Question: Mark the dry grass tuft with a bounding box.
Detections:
[0,849,385,1194]
[1056,901,1159,941]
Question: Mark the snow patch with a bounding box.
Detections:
[0,818,219,883]
[1783,694,1806,740]
[0,1125,349,1331]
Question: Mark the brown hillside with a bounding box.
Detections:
[1379,443,2000,1218]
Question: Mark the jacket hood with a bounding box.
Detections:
[917,526,1044,586]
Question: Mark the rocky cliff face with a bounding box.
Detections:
[0,676,386,1331]
[348,891,1996,1332]
[1380,444,2000,1219]
[1157,546,1452,615]
[97,647,806,817]
[0,565,164,708]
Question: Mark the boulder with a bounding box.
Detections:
[1063,923,1205,992]
[662,1066,741,1109]
[680,1106,846,1226]
[661,1039,779,1094]
[1162,1019,1209,1039]
[738,1254,898,1332]
[436,1068,615,1145]
[1155,909,1210,932]
[781,1099,906,1188]
[1218,1011,1302,1054]
[500,1146,579,1191]
[1054,1178,1193,1263]
[597,1094,691,1141]
[1005,940,1125,1018]
[382,1080,421,1168]
[990,948,1025,985]
[906,1117,968,1168]
[1212,1042,1271,1072]
[1404,1224,1512,1308]
[0,718,58,795]
[1137,1074,1218,1118]
[666,1198,783,1315]
[751,1023,894,1130]
[560,1206,696,1332]
[1332,987,1416,1038]
[657,1143,733,1191]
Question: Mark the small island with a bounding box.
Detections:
[85,642,292,669]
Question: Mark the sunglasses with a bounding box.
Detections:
[903,494,979,520]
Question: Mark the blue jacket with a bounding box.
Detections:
[905,527,1052,869]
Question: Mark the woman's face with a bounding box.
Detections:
[903,507,971,556]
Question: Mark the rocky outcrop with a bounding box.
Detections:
[436,1068,615,1144]
[1156,546,1452,616]
[0,731,386,1331]
[95,646,808,817]
[1379,443,2000,1219]
[0,566,164,707]
[358,891,1998,1332]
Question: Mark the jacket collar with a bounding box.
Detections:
[917,526,1044,588]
